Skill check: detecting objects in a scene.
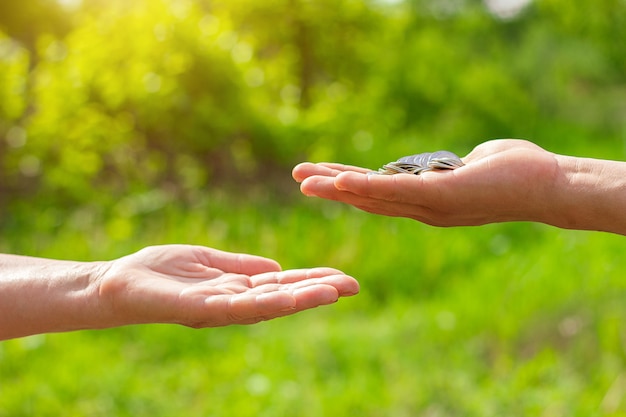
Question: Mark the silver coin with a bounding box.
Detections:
[376,150,464,175]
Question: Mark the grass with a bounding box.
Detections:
[2,191,626,416]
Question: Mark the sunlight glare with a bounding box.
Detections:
[56,0,82,10]
[484,0,533,20]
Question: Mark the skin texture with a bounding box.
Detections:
[0,244,359,340]
[293,139,626,235]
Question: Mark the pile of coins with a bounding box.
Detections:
[375,151,464,175]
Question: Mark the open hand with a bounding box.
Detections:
[96,245,359,328]
[293,139,561,227]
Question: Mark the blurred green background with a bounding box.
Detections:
[2,0,626,415]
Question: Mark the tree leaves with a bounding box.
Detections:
[1,0,625,213]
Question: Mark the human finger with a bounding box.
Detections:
[196,247,282,276]
[250,269,360,296]
[333,170,460,206]
[201,283,344,325]
[251,267,342,284]
[300,175,400,212]
[196,292,294,326]
[292,162,371,183]
[299,175,364,201]
[235,285,343,324]
[291,284,341,311]
[316,162,372,174]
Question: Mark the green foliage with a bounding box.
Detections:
[2,201,626,416]
[1,0,626,212]
[2,0,626,415]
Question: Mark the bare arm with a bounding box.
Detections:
[0,245,359,340]
[293,139,626,235]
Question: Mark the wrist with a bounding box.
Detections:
[0,257,110,340]
[553,154,626,234]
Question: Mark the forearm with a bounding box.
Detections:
[0,255,106,340]
[551,155,626,235]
